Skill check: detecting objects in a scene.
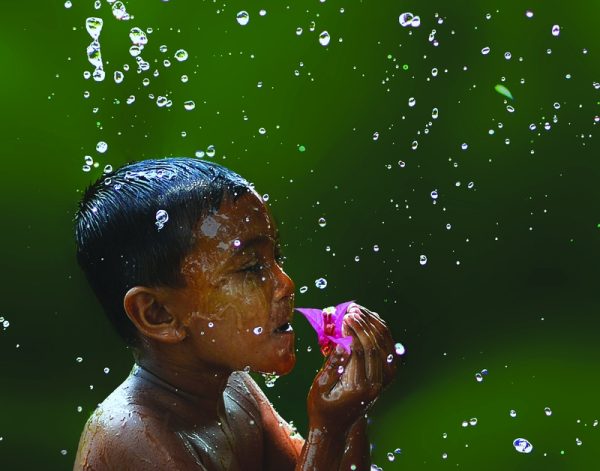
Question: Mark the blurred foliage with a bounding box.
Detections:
[0,0,598,469]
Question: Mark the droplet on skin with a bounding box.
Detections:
[253,327,263,335]
[236,11,249,26]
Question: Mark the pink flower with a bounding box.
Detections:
[295,300,356,356]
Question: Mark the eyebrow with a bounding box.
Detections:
[230,233,280,258]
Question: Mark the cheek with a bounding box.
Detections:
[206,274,271,330]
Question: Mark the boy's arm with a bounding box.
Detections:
[339,417,370,471]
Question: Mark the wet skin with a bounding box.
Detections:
[73,189,398,471]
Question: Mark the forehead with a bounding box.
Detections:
[185,189,277,265]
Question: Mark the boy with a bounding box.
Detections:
[73,158,397,470]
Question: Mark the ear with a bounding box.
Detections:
[123,286,187,344]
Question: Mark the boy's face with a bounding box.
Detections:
[169,189,296,375]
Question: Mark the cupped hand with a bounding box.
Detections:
[306,306,397,434]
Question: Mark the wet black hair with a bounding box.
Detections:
[74,157,252,349]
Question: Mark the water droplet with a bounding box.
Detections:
[469,418,478,426]
[258,127,267,135]
[411,140,418,150]
[576,438,582,446]
[432,108,439,119]
[112,1,130,21]
[551,25,560,37]
[208,322,214,328]
[399,12,414,27]
[408,97,416,107]
[96,141,108,153]
[103,165,113,174]
[373,244,380,252]
[64,0,72,8]
[372,131,380,141]
[468,182,475,189]
[236,11,250,26]
[461,420,469,427]
[262,193,269,202]
[481,47,490,55]
[386,354,394,363]
[475,372,483,382]
[175,49,189,62]
[315,277,327,289]
[299,286,308,294]
[525,10,534,18]
[419,255,427,266]
[114,70,124,83]
[184,100,195,111]
[60,449,67,456]
[513,438,533,454]
[504,51,512,60]
[129,27,148,45]
[206,145,216,157]
[155,209,169,231]
[103,367,110,374]
[262,372,279,388]
[442,452,448,459]
[307,346,312,352]
[337,365,345,374]
[461,143,468,150]
[387,452,395,462]
[510,409,517,418]
[430,190,438,200]
[253,326,263,335]
[319,31,331,46]
[75,357,83,363]
[544,407,552,416]
[296,27,303,36]
[318,217,326,227]
[85,17,104,41]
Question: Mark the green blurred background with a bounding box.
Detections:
[1,0,599,469]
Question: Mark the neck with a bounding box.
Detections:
[133,349,232,420]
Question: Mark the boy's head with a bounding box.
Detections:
[75,158,296,375]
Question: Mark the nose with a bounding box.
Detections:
[273,264,295,302]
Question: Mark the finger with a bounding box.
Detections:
[348,315,381,386]
[342,322,366,389]
[316,346,350,393]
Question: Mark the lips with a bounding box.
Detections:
[274,321,293,333]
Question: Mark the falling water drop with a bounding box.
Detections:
[155,210,169,231]
[236,11,250,26]
[319,31,331,46]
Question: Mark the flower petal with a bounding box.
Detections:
[331,335,353,354]
[333,300,356,336]
[295,308,325,337]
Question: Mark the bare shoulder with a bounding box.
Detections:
[73,396,204,471]
[234,372,304,470]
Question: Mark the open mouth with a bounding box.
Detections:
[274,322,293,334]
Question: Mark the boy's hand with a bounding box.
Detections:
[306,305,398,434]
